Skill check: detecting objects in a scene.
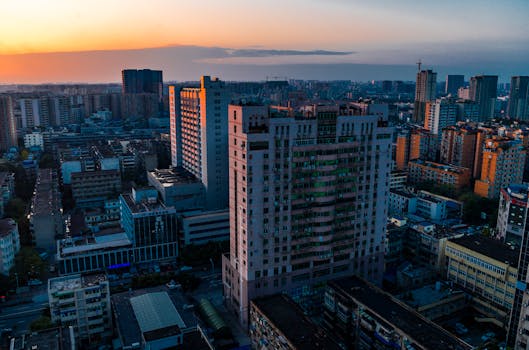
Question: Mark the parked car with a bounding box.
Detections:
[455,323,468,335]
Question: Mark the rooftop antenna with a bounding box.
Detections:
[416,59,422,72]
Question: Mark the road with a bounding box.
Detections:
[0,292,49,336]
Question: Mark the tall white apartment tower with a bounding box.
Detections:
[169,76,229,210]
[222,103,393,325]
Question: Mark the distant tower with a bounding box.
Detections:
[412,68,437,124]
[0,96,17,152]
[445,75,465,96]
[469,75,498,121]
[507,76,529,121]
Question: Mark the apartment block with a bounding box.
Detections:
[171,76,229,210]
[322,276,471,350]
[250,294,341,350]
[48,274,112,344]
[440,125,478,170]
[223,103,392,325]
[474,138,526,199]
[71,170,122,208]
[408,159,471,190]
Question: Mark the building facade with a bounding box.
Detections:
[412,69,437,123]
[474,138,526,199]
[222,103,392,325]
[507,76,529,121]
[408,159,471,190]
[446,235,518,328]
[172,76,229,210]
[0,219,20,275]
[469,75,498,121]
[496,185,529,245]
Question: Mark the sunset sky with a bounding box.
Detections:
[1,0,528,83]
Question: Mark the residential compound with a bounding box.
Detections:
[223,103,392,324]
[323,276,472,350]
[48,274,112,344]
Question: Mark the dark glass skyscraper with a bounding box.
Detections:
[445,74,464,96]
[507,76,529,121]
[121,69,163,99]
[469,75,498,121]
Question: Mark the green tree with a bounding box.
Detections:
[30,316,54,331]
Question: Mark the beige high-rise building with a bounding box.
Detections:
[222,103,393,325]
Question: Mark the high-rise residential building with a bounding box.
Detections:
[474,138,526,199]
[424,98,458,140]
[395,131,411,171]
[48,274,112,343]
[469,75,498,121]
[496,184,529,245]
[0,95,17,152]
[445,75,465,96]
[222,103,393,325]
[440,125,478,170]
[171,76,229,210]
[410,127,437,162]
[412,69,437,123]
[507,76,529,121]
[121,69,163,99]
[168,85,181,167]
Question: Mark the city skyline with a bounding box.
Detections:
[1,0,528,83]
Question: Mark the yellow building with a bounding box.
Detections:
[445,235,518,328]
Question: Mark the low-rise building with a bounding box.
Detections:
[71,170,122,208]
[112,286,210,350]
[408,159,471,191]
[250,294,341,350]
[398,282,466,321]
[445,235,519,328]
[147,167,205,211]
[180,209,229,246]
[0,218,20,275]
[48,274,112,344]
[323,276,472,350]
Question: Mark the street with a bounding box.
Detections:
[0,290,49,336]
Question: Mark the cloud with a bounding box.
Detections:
[224,48,355,57]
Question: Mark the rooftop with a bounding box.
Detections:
[130,292,186,333]
[329,276,472,350]
[400,283,465,309]
[112,286,198,348]
[148,167,201,186]
[59,231,131,256]
[409,159,469,174]
[449,234,519,267]
[251,294,341,350]
[121,192,175,214]
[49,273,107,294]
